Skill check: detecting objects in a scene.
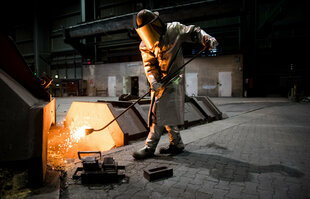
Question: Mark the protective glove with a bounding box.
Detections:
[151,82,162,91]
[203,35,218,51]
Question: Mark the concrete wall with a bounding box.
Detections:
[185,54,243,97]
[83,61,148,97]
[83,53,243,97]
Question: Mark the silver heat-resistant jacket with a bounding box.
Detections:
[140,22,211,127]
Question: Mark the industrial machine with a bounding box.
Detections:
[73,151,126,184]
[0,32,55,186]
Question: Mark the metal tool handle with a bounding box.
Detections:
[78,151,102,160]
[161,46,207,87]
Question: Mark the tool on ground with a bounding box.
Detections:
[144,166,173,181]
[85,46,207,136]
[72,151,126,184]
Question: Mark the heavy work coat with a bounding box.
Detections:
[139,22,210,127]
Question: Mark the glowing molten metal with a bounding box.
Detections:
[47,102,126,170]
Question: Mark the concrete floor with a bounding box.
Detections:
[29,97,310,199]
[54,96,289,122]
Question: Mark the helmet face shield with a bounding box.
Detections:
[136,16,164,49]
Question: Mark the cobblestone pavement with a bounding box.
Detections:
[60,101,310,199]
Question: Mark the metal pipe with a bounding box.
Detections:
[81,0,86,22]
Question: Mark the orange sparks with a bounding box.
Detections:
[47,125,89,170]
[70,125,89,143]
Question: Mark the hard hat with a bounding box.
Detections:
[135,9,165,49]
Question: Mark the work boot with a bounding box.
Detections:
[132,146,155,160]
[159,144,184,155]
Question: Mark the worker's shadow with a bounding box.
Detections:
[156,143,304,182]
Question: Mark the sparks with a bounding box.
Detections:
[70,125,89,142]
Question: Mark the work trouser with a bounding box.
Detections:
[145,123,184,150]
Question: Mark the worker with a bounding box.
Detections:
[133,9,218,159]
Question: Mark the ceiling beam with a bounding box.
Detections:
[64,0,242,39]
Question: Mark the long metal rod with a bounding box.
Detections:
[87,46,206,134]
[93,91,150,132]
[161,46,207,87]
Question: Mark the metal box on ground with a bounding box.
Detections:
[184,101,207,128]
[73,151,126,184]
[194,96,224,120]
[143,166,173,181]
[126,96,225,130]
[64,100,148,148]
[99,100,148,143]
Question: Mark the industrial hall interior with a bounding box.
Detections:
[0,0,310,198]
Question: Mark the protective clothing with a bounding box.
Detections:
[132,124,184,159]
[134,10,217,158]
[159,144,184,154]
[140,21,216,127]
[151,82,162,91]
[203,35,219,50]
[132,146,155,160]
[135,9,166,50]
[145,124,184,149]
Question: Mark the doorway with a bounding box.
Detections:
[218,72,232,97]
[108,76,116,96]
[130,76,139,96]
[185,73,198,96]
